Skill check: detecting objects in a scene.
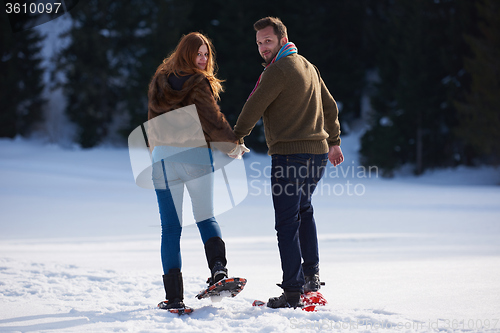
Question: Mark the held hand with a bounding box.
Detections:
[328,146,344,167]
[228,144,250,159]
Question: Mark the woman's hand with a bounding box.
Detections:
[228,144,250,159]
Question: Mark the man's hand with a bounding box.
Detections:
[328,146,344,166]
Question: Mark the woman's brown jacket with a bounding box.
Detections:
[148,72,237,153]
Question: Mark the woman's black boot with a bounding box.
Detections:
[158,268,185,310]
[204,237,228,285]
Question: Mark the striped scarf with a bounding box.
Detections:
[247,42,297,100]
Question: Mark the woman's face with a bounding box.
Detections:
[196,44,209,70]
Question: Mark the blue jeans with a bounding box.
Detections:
[271,153,328,292]
[153,158,222,274]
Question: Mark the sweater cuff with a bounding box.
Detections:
[327,137,341,146]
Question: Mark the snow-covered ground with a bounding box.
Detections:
[1,132,500,332]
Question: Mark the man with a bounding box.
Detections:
[233,17,344,308]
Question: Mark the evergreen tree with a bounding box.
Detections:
[55,0,156,148]
[455,0,500,163]
[0,11,45,138]
[297,0,368,122]
[360,0,473,175]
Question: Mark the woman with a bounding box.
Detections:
[147,32,241,312]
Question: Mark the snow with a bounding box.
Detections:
[1,132,500,332]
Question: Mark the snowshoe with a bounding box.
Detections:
[196,277,246,300]
[301,291,328,312]
[253,290,327,312]
[157,300,193,315]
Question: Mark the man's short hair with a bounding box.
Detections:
[254,17,288,40]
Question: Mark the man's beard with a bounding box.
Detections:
[263,44,282,65]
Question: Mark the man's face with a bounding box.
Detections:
[256,26,285,64]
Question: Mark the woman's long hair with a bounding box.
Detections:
[155,32,224,100]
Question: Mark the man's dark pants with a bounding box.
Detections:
[271,153,328,293]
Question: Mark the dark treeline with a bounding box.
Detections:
[360,0,499,175]
[1,5,45,139]
[1,0,498,175]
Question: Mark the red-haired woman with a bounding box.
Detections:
[148,32,244,312]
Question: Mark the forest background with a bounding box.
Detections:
[1,0,499,176]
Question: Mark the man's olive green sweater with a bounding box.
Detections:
[234,53,341,155]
